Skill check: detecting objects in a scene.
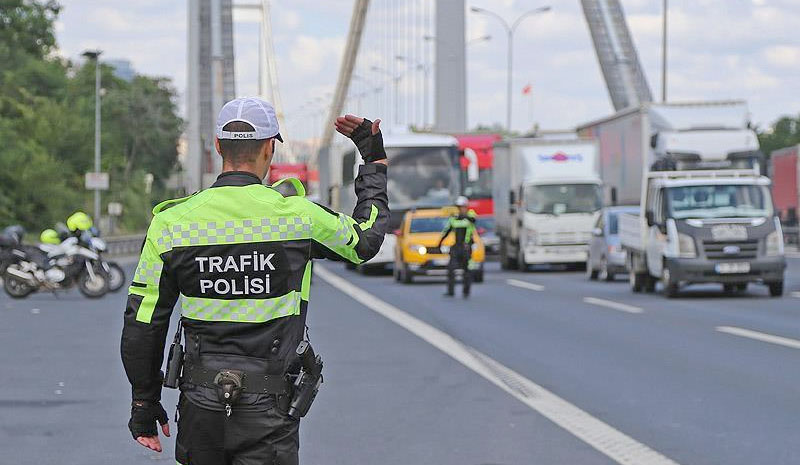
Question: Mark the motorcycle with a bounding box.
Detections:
[3,234,109,299]
[84,233,126,292]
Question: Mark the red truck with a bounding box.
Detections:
[771,144,800,225]
[454,134,502,216]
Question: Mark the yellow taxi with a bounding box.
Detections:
[393,207,485,284]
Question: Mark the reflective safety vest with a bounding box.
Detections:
[121,168,389,402]
[440,210,477,246]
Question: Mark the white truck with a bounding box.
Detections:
[577,100,763,205]
[619,170,785,297]
[493,138,602,270]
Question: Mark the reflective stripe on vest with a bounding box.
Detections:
[181,291,301,323]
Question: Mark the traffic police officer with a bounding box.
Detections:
[121,97,389,464]
[437,196,477,298]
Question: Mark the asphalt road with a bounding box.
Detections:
[1,256,799,464]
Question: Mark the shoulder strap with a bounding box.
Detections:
[152,192,197,215]
[270,177,306,197]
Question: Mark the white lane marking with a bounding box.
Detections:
[317,265,679,465]
[785,252,800,259]
[790,291,800,298]
[583,297,643,314]
[716,326,800,350]
[506,278,545,292]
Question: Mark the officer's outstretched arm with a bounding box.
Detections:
[309,114,390,264]
[121,217,180,402]
[309,161,389,263]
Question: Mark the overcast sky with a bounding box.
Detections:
[55,0,800,139]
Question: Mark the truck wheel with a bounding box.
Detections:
[499,241,515,270]
[662,267,679,298]
[517,248,528,272]
[767,281,783,297]
[629,271,644,293]
[644,275,657,293]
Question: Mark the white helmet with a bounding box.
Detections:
[455,196,469,207]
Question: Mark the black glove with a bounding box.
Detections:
[348,119,386,163]
[128,400,169,439]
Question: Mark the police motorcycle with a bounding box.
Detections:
[51,223,126,292]
[2,226,109,299]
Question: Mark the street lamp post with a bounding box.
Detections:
[661,0,668,102]
[371,65,401,126]
[471,6,550,132]
[82,50,102,224]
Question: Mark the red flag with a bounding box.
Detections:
[522,83,532,95]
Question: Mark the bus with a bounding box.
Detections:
[339,132,461,271]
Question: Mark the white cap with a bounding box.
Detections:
[455,196,469,207]
[216,97,283,142]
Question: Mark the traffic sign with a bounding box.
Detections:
[85,172,109,190]
[108,202,123,216]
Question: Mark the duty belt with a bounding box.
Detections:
[183,364,292,395]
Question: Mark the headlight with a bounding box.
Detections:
[677,233,696,258]
[408,244,427,255]
[766,231,783,256]
[440,245,450,254]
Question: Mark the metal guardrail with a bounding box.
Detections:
[106,234,145,257]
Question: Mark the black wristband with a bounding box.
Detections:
[349,119,386,162]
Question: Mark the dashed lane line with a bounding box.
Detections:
[583,297,644,314]
[716,326,800,350]
[506,278,545,292]
[317,265,680,465]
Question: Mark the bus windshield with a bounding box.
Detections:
[666,184,772,219]
[387,146,459,210]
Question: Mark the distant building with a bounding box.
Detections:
[106,59,136,82]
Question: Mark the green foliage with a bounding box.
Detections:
[0,0,183,233]
[758,115,800,157]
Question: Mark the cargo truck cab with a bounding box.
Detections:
[512,179,603,267]
[623,171,786,297]
[493,138,603,270]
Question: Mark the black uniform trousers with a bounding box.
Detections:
[446,244,472,296]
[176,396,299,465]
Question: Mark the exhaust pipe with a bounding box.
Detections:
[6,267,35,282]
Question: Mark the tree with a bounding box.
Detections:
[758,115,800,157]
[0,0,60,64]
[0,0,184,232]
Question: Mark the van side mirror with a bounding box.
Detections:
[650,134,658,149]
[509,190,516,205]
[645,210,655,226]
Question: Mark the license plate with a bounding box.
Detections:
[715,262,750,274]
[431,258,449,266]
[711,225,747,241]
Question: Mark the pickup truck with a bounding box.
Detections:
[620,170,786,297]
